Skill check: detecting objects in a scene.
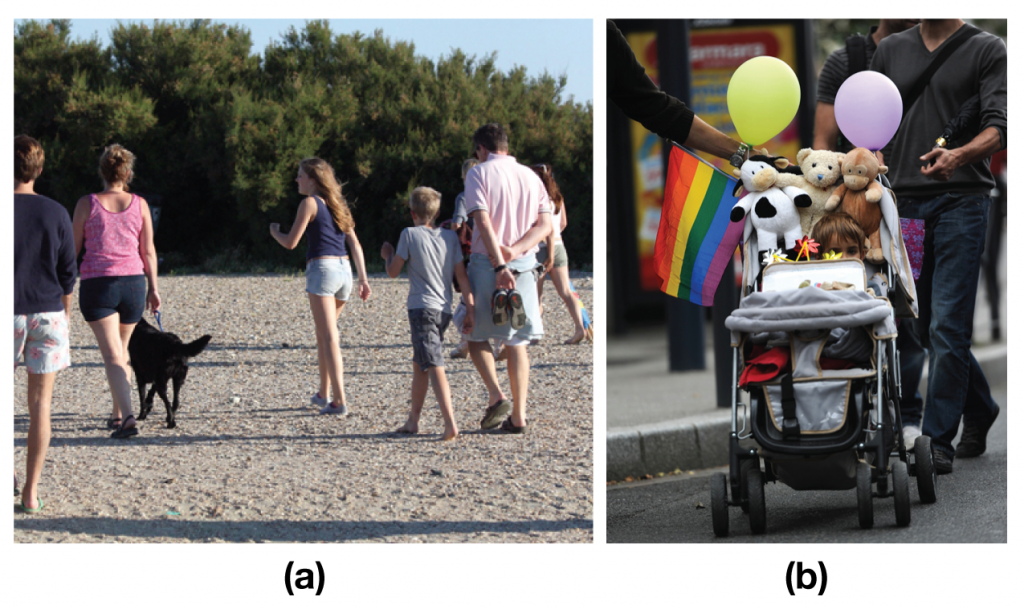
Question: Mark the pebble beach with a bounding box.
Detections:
[13,273,594,543]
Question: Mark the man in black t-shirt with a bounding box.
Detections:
[872,19,1006,474]
[812,19,920,152]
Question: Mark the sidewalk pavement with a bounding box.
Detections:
[608,258,1007,481]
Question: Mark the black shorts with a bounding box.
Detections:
[79,275,147,323]
[408,308,452,371]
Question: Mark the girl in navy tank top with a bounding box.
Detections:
[271,157,371,415]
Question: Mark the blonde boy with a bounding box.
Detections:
[381,187,474,440]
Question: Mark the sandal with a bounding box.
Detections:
[499,416,528,435]
[17,497,44,513]
[110,415,139,439]
[507,289,527,330]
[480,399,512,430]
[491,289,510,326]
[105,417,122,430]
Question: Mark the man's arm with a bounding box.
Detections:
[813,102,841,151]
[682,116,745,161]
[919,126,1003,182]
[500,213,553,263]
[471,210,516,290]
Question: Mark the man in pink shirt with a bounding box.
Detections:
[463,123,552,434]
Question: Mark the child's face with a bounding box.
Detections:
[822,236,865,261]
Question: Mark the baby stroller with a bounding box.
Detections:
[710,175,938,536]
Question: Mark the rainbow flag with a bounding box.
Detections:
[654,144,744,306]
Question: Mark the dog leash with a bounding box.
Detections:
[154,310,164,332]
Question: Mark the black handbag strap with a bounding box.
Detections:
[780,373,800,440]
[902,25,982,118]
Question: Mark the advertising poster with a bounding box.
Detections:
[625,31,666,292]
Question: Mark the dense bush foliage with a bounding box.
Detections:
[15,19,594,270]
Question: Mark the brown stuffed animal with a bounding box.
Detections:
[824,147,888,263]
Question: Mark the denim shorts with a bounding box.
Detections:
[15,311,71,374]
[79,275,147,323]
[408,308,452,371]
[306,258,353,301]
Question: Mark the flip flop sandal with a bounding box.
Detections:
[480,399,512,430]
[507,289,527,330]
[106,417,122,430]
[491,290,510,326]
[500,417,528,435]
[110,416,139,439]
[18,498,44,513]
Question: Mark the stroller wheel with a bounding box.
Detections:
[747,467,766,535]
[914,436,938,504]
[892,460,911,527]
[856,461,874,529]
[710,473,729,537]
[739,459,756,514]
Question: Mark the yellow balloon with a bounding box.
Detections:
[727,56,801,146]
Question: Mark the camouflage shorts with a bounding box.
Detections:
[408,308,452,372]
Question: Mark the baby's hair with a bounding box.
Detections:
[15,135,44,184]
[409,186,441,221]
[811,211,867,256]
[461,158,480,180]
[99,144,136,187]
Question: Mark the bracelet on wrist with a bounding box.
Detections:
[494,264,508,274]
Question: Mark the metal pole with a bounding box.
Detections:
[713,255,738,405]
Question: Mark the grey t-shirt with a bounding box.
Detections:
[871,24,1007,198]
[395,225,462,311]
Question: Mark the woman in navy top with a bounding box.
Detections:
[271,158,371,415]
[14,135,77,512]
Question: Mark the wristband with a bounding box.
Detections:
[494,264,508,274]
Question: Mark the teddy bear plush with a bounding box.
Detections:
[825,147,888,263]
[730,154,811,251]
[775,148,846,237]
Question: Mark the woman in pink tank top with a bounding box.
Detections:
[72,144,161,439]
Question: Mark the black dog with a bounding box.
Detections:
[128,318,212,429]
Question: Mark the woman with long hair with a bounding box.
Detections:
[270,157,371,415]
[531,163,589,344]
[72,144,160,439]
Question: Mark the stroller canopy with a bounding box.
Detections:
[725,286,897,342]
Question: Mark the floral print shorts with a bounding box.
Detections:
[14,312,70,374]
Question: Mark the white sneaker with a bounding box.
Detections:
[902,425,922,451]
[310,392,328,408]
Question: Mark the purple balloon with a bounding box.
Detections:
[834,71,903,150]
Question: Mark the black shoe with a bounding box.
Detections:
[955,405,1000,458]
[933,449,954,475]
[110,415,139,440]
[480,400,512,430]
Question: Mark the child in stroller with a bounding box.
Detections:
[710,178,937,537]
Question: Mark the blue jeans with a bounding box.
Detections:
[898,192,1000,458]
